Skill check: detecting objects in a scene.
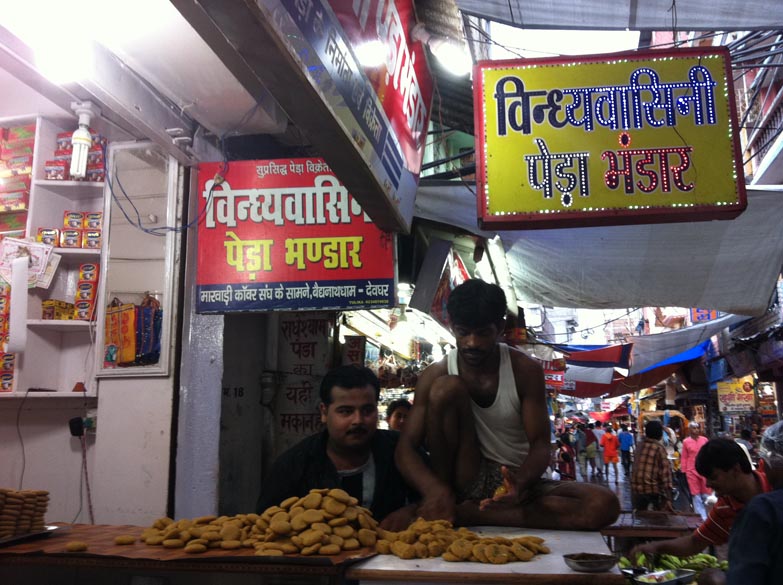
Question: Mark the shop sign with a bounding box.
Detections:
[690,308,718,323]
[716,376,756,412]
[544,370,565,389]
[261,0,433,231]
[474,47,746,229]
[196,159,395,313]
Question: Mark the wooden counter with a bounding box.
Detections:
[0,523,372,584]
[346,527,626,585]
[600,511,702,554]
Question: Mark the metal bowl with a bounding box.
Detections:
[563,552,618,573]
[620,568,697,584]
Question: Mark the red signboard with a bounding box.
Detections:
[196,159,395,312]
[329,0,433,177]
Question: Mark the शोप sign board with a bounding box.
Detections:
[474,47,746,229]
[196,159,395,313]
[265,0,432,231]
[716,377,756,413]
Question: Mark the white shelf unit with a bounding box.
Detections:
[2,116,105,397]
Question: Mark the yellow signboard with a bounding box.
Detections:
[716,376,756,412]
[474,47,746,229]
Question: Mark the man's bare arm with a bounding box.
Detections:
[394,362,456,520]
[510,352,552,493]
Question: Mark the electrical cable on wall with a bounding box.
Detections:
[14,388,31,490]
[104,98,267,236]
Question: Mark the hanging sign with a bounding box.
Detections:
[196,158,395,313]
[475,47,746,229]
[716,376,756,412]
[252,0,433,231]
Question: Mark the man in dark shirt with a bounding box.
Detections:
[727,421,783,585]
[257,365,417,525]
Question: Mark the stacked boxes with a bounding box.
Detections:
[0,488,50,539]
[36,210,102,250]
[0,123,35,238]
[43,127,106,182]
[41,263,99,321]
[74,262,99,320]
[0,284,11,392]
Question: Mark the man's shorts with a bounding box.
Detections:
[458,457,565,503]
[585,443,597,458]
[604,453,619,464]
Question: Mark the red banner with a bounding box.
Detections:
[196,158,395,312]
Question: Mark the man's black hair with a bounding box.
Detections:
[386,398,412,420]
[741,428,753,441]
[446,279,506,328]
[319,365,381,405]
[695,438,753,477]
[645,420,664,440]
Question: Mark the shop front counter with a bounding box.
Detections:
[346,526,625,585]
[0,524,625,585]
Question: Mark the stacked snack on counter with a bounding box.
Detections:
[40,263,99,322]
[130,487,548,564]
[0,488,49,539]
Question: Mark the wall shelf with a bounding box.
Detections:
[27,319,94,332]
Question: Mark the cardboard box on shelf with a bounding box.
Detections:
[37,228,60,246]
[82,229,101,249]
[63,211,85,229]
[83,211,102,229]
[78,263,99,282]
[44,160,68,180]
[59,229,82,248]
[75,281,96,301]
[41,299,75,320]
[74,299,95,321]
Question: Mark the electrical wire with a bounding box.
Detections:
[104,97,266,237]
[15,388,31,490]
[530,307,642,340]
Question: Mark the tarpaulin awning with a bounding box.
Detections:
[414,186,783,317]
[555,343,633,369]
[635,340,712,374]
[560,363,681,399]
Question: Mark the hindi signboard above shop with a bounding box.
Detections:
[474,47,746,229]
[196,159,396,313]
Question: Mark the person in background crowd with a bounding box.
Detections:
[257,365,418,525]
[572,424,588,479]
[682,421,711,520]
[601,426,620,483]
[618,424,635,475]
[593,421,606,477]
[395,279,620,530]
[584,423,598,476]
[726,421,783,585]
[736,428,757,463]
[631,420,674,512]
[556,433,576,481]
[386,398,412,431]
[631,439,773,585]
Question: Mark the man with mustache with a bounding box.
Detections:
[395,279,620,530]
[257,365,416,523]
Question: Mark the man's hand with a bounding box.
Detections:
[479,466,530,511]
[379,504,418,532]
[629,541,662,566]
[416,484,457,523]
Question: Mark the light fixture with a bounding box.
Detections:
[70,101,99,179]
[411,23,472,77]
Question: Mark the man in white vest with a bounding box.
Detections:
[395,279,620,530]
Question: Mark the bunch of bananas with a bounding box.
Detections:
[618,552,728,576]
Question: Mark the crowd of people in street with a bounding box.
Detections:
[553,421,636,484]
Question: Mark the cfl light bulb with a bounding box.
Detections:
[69,101,99,179]
[70,125,92,179]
